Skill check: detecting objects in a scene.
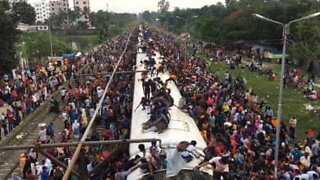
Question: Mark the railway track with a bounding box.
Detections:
[0,111,62,179]
[0,66,91,179]
[0,28,137,179]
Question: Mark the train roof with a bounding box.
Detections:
[128,48,207,179]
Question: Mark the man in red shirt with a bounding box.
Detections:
[7,109,14,132]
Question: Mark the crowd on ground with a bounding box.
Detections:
[221,50,319,101]
[11,24,320,180]
[15,28,139,180]
[0,55,84,140]
[127,26,320,179]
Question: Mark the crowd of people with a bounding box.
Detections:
[126,26,320,179]
[224,51,319,101]
[153,32,320,179]
[9,24,320,180]
[0,55,83,140]
[15,27,140,179]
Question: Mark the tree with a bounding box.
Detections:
[157,0,170,28]
[0,1,19,72]
[49,12,68,30]
[288,15,320,74]
[90,11,136,42]
[158,0,170,14]
[11,2,36,24]
[21,32,71,61]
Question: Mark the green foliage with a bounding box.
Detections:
[90,11,136,42]
[21,32,71,60]
[56,34,99,51]
[288,12,320,74]
[11,2,36,24]
[140,11,158,23]
[0,1,10,12]
[143,0,320,72]
[157,0,170,28]
[49,7,89,31]
[0,2,18,72]
[157,0,170,14]
[0,1,38,71]
[49,12,68,30]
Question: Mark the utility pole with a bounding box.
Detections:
[48,17,53,57]
[253,12,320,178]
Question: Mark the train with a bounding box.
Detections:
[127,26,209,179]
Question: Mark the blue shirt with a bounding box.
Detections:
[41,171,49,180]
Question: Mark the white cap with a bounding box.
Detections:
[38,123,46,128]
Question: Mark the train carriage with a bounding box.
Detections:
[128,32,208,179]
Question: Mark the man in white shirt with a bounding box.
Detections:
[97,87,103,98]
[44,158,52,175]
[300,152,311,168]
[196,155,229,179]
[38,125,47,144]
[180,140,202,162]
[0,113,6,140]
[72,120,80,140]
[307,168,319,180]
[294,173,310,180]
[60,88,67,102]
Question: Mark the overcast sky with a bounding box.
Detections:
[28,0,224,13]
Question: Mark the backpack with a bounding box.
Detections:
[177,141,189,152]
[46,124,54,135]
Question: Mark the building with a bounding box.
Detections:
[49,0,69,16]
[74,0,89,11]
[73,0,90,25]
[17,23,49,32]
[7,0,26,4]
[32,0,50,23]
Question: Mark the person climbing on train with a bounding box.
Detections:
[149,79,157,97]
[165,73,178,86]
[142,79,151,100]
[195,155,230,179]
[142,97,170,133]
[148,55,156,71]
[134,97,148,111]
[138,144,157,177]
[179,140,203,162]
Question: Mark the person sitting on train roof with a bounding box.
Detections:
[179,140,204,162]
[138,144,157,177]
[142,97,171,133]
[148,56,156,71]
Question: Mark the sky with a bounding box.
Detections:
[28,0,224,14]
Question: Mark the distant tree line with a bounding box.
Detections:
[90,11,137,42]
[143,0,320,73]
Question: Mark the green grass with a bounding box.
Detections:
[209,61,320,141]
[55,34,99,51]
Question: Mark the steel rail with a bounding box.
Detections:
[0,138,162,150]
